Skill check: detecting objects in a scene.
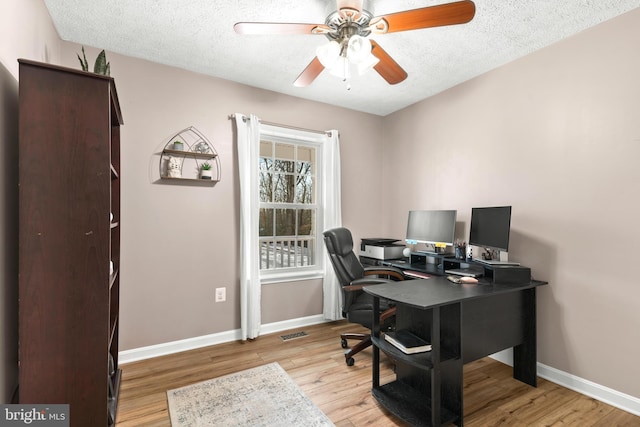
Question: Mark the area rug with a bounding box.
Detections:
[167,362,334,426]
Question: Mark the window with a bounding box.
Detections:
[258,126,324,280]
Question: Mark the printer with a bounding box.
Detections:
[359,238,405,260]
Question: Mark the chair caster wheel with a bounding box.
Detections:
[346,357,355,366]
[341,338,348,349]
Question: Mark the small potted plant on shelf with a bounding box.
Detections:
[200,162,213,180]
[172,140,184,151]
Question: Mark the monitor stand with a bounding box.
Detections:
[475,258,520,266]
[418,248,453,257]
[477,249,520,266]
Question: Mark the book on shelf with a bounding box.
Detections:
[384,330,432,354]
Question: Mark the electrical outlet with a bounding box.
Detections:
[215,287,226,302]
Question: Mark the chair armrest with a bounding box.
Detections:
[344,277,392,292]
[380,306,396,323]
[364,266,405,281]
[343,284,365,292]
[342,277,393,292]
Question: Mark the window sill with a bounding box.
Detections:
[260,269,324,285]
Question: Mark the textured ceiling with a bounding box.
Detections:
[44,0,640,116]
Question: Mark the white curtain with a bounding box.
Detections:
[235,115,343,333]
[234,113,261,340]
[322,130,343,321]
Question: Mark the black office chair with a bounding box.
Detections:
[323,227,405,366]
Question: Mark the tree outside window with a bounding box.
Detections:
[259,140,317,270]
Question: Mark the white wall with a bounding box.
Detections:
[380,8,640,399]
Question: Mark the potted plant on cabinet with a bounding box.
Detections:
[77,46,111,75]
[200,162,213,180]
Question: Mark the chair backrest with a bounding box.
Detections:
[323,227,365,286]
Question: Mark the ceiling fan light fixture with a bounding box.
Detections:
[346,35,372,64]
[316,40,341,68]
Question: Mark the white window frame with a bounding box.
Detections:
[258,124,325,284]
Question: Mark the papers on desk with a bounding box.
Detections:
[384,330,432,354]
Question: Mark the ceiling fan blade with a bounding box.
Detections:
[370,40,407,85]
[370,0,476,34]
[234,22,330,35]
[293,57,325,87]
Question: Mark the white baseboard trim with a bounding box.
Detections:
[490,349,640,417]
[118,314,328,365]
[120,321,639,417]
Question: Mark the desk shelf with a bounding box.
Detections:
[381,252,500,279]
[372,336,458,370]
[373,382,457,427]
[370,294,463,426]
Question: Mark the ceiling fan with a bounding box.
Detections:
[234,0,476,87]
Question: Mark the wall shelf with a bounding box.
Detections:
[159,126,221,183]
[162,148,217,160]
[160,176,217,185]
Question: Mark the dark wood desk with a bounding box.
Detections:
[364,277,548,427]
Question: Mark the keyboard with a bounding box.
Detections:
[444,268,483,278]
[404,270,432,279]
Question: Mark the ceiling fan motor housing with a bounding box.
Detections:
[324,10,374,43]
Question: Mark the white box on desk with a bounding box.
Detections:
[360,244,405,260]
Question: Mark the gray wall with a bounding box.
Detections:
[53,44,388,348]
[0,58,19,404]
[380,8,640,398]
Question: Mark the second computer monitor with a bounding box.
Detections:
[468,206,512,252]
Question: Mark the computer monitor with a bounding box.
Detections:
[468,206,512,252]
[405,210,457,248]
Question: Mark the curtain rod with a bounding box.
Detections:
[228,114,331,136]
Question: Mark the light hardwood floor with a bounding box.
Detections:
[115,321,638,426]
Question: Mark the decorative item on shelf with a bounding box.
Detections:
[193,141,211,154]
[167,156,182,178]
[172,140,184,151]
[77,46,110,76]
[200,162,213,180]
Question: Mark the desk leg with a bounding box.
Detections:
[513,288,537,387]
[372,296,380,388]
[431,306,441,427]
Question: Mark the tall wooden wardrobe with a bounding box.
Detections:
[18,59,123,426]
